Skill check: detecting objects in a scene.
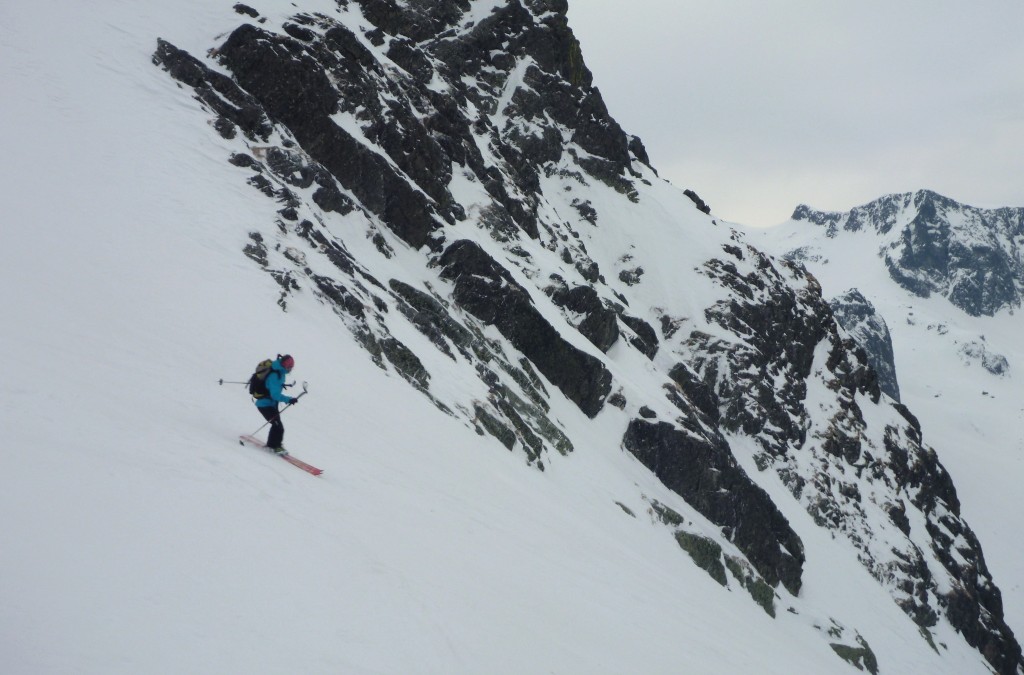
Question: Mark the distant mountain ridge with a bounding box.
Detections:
[793,190,1024,317]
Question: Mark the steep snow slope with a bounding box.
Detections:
[748,194,1024,636]
[0,1,1015,674]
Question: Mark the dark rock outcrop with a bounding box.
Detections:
[829,289,901,401]
[547,282,619,352]
[667,363,720,425]
[152,39,272,141]
[623,419,805,594]
[438,240,611,417]
[216,24,446,251]
[684,189,711,215]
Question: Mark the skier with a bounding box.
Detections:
[253,354,299,453]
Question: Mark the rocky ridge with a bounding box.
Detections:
[793,190,1024,317]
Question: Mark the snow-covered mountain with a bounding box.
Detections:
[4,1,1023,673]
[790,190,1024,317]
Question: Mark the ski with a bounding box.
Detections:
[238,435,323,476]
[280,453,323,476]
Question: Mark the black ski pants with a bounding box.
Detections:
[257,404,285,449]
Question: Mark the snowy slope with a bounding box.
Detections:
[747,195,1024,636]
[0,1,1015,674]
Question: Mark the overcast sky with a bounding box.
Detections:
[566,1,1024,226]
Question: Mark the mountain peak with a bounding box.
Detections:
[792,190,1024,316]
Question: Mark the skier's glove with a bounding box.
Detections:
[289,397,299,405]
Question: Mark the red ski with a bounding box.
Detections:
[238,435,323,476]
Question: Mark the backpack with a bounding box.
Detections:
[248,358,275,398]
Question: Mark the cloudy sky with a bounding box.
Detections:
[567,1,1024,226]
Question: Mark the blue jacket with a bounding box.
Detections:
[255,359,297,408]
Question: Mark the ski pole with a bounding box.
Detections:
[249,382,309,436]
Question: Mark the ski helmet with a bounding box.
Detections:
[280,354,295,371]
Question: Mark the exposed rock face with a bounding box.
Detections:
[623,419,804,594]
[216,22,448,251]
[438,239,611,417]
[546,281,620,353]
[829,289,901,401]
[687,237,1021,674]
[152,39,272,141]
[691,243,839,458]
[794,190,1024,317]
[155,3,1022,672]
